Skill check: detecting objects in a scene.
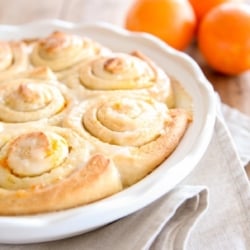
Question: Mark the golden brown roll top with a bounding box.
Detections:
[0,126,123,215]
[63,51,175,108]
[0,78,75,126]
[63,95,190,186]
[30,31,110,78]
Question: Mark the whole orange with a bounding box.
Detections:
[125,0,197,50]
[198,2,250,75]
[189,0,243,23]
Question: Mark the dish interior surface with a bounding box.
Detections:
[0,20,216,244]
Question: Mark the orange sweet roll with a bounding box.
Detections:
[0,77,76,127]
[63,94,191,187]
[0,126,122,215]
[61,50,175,108]
[30,31,111,79]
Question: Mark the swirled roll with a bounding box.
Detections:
[0,78,75,126]
[0,31,194,215]
[30,31,110,78]
[63,95,190,186]
[0,41,29,81]
[0,126,122,215]
[63,51,175,108]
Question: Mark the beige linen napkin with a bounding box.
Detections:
[186,115,250,250]
[215,93,250,166]
[0,105,250,250]
[221,103,250,166]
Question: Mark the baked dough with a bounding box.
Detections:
[0,126,122,215]
[30,31,110,79]
[0,41,29,82]
[0,78,75,126]
[63,95,190,186]
[0,31,193,214]
[63,51,175,108]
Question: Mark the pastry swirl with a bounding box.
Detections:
[0,126,122,215]
[63,51,175,108]
[63,95,190,186]
[0,41,29,81]
[0,78,74,125]
[30,31,109,77]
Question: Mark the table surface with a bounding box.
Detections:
[0,0,249,175]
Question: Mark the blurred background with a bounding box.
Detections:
[0,0,133,25]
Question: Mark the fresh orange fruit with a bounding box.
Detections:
[189,0,243,23]
[198,2,250,75]
[125,0,197,50]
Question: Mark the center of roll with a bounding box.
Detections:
[39,31,83,60]
[40,31,73,52]
[4,83,51,111]
[97,99,142,131]
[104,57,127,73]
[6,131,69,177]
[83,97,168,146]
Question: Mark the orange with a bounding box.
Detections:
[198,2,250,75]
[125,0,197,51]
[189,0,243,23]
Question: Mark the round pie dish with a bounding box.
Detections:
[0,20,216,244]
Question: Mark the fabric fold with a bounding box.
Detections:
[186,116,250,250]
[150,186,208,250]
